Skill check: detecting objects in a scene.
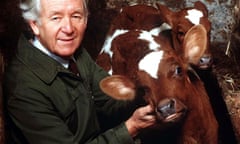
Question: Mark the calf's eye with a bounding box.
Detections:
[175,66,182,76]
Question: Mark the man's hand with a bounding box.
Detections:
[125,105,156,137]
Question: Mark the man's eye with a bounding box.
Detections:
[51,16,60,21]
[72,15,82,19]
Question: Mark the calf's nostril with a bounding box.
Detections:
[199,56,212,65]
[157,99,176,118]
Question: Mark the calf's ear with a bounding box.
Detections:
[182,24,207,65]
[156,3,174,27]
[100,75,136,100]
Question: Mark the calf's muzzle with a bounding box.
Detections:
[155,98,187,123]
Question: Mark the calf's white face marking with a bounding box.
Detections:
[138,51,164,79]
[185,9,203,25]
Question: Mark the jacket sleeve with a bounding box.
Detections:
[7,86,135,144]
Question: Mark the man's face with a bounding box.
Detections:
[29,0,87,58]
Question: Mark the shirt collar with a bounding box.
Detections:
[32,37,69,68]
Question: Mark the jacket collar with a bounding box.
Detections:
[17,35,70,84]
[32,37,69,68]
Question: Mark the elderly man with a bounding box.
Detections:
[3,0,157,143]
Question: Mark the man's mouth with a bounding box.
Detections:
[58,38,75,44]
[59,37,75,41]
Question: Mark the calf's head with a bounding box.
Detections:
[99,25,207,123]
[157,1,212,69]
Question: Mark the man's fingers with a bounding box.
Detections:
[140,115,156,121]
[138,105,156,122]
[140,105,154,114]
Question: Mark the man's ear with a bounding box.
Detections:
[28,20,40,35]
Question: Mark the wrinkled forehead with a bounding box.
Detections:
[40,0,87,14]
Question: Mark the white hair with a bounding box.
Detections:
[19,0,89,23]
[20,0,41,22]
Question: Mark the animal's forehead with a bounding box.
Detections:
[184,9,203,25]
[138,51,164,79]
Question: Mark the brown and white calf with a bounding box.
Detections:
[158,1,212,69]
[104,1,212,69]
[96,24,218,143]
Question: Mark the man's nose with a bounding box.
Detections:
[61,18,74,34]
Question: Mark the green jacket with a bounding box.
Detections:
[3,35,137,144]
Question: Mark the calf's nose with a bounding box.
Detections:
[198,55,213,69]
[156,98,187,123]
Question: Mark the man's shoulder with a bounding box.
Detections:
[4,58,42,88]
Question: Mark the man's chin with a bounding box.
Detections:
[55,51,76,59]
[55,47,78,58]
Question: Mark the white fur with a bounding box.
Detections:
[138,51,164,79]
[185,9,203,25]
